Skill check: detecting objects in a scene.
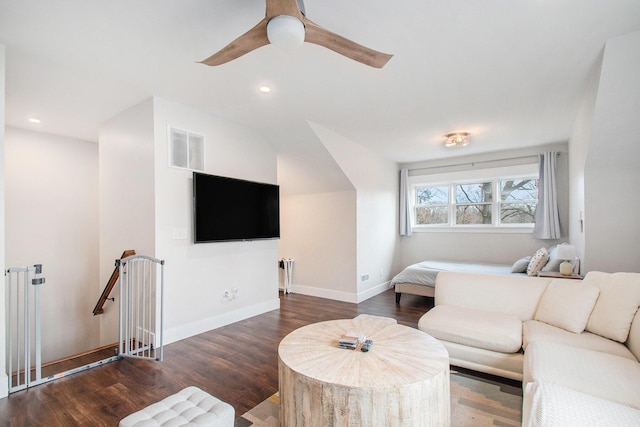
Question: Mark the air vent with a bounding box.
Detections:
[169,127,204,171]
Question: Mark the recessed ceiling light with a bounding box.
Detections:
[259,85,272,93]
[28,118,41,124]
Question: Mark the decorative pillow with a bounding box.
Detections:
[511,256,532,273]
[534,279,600,333]
[541,245,562,272]
[527,247,549,276]
[585,272,640,342]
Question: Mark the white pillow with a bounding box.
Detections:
[535,279,600,333]
[511,256,531,273]
[527,247,549,276]
[585,271,640,342]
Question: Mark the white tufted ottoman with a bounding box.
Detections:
[119,386,235,427]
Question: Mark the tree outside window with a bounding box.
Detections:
[499,179,538,224]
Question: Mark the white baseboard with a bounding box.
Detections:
[356,281,391,303]
[163,298,280,345]
[289,285,358,303]
[290,281,390,304]
[0,373,8,399]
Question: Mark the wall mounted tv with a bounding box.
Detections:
[193,172,280,243]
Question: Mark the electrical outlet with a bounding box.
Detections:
[361,274,369,282]
[223,290,230,299]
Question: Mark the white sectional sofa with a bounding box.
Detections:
[418,270,640,426]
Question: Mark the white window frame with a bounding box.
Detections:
[409,164,538,233]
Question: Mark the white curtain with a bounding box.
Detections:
[399,168,412,236]
[533,152,562,239]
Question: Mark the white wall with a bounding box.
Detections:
[98,98,157,344]
[583,31,640,273]
[309,122,400,302]
[400,233,547,267]
[278,191,357,301]
[5,128,100,362]
[568,55,602,267]
[0,42,8,399]
[152,98,280,343]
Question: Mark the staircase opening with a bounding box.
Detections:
[5,253,165,394]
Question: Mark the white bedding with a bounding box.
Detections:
[391,260,516,288]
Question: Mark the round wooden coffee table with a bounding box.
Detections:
[278,316,450,427]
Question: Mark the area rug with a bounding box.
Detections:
[235,371,523,427]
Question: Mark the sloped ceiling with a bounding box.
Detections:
[270,120,354,195]
[1,0,639,172]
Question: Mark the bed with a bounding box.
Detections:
[391,260,522,303]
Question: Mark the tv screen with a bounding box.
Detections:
[193,172,280,243]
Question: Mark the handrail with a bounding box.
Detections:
[92,250,135,315]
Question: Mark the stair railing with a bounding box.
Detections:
[93,249,136,315]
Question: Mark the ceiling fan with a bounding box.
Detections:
[199,0,393,68]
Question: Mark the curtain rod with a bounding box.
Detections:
[408,154,540,173]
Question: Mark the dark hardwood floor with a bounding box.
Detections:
[0,289,433,426]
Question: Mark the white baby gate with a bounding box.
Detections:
[5,264,45,392]
[5,255,164,393]
[118,254,164,362]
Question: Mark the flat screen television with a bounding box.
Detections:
[193,172,280,243]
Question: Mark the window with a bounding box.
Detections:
[455,182,492,225]
[415,186,449,225]
[412,175,538,229]
[499,178,538,224]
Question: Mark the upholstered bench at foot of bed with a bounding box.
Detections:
[119,386,235,427]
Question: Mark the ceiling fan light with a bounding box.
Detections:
[267,15,305,50]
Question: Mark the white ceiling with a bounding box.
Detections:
[1,0,640,165]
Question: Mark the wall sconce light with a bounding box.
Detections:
[445,132,470,148]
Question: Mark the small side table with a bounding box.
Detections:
[537,271,583,280]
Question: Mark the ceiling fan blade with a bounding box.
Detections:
[302,18,393,69]
[199,18,270,66]
[266,0,303,20]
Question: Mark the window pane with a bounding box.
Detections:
[500,202,536,224]
[456,182,492,203]
[500,179,538,201]
[455,204,492,224]
[416,206,448,225]
[416,186,448,205]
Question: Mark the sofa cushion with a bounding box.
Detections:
[419,305,522,353]
[584,271,640,343]
[523,341,640,409]
[522,381,640,427]
[523,319,636,361]
[434,272,552,321]
[534,279,599,333]
[627,309,640,362]
[527,247,549,276]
